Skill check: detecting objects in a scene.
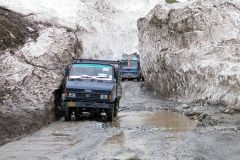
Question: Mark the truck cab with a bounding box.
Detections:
[61,58,122,122]
[120,52,144,81]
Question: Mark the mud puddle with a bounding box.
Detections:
[111,111,198,132]
[100,111,198,159]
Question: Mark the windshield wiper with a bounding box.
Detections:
[69,78,83,81]
[81,75,92,78]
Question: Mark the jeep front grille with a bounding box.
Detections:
[77,93,99,101]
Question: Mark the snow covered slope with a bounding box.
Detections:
[1,0,165,60]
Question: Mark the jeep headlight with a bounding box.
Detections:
[69,93,76,97]
[100,94,108,99]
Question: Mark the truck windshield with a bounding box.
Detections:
[70,64,113,80]
[121,60,138,67]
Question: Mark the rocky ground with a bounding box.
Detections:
[0,81,240,160]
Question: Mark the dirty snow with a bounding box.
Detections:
[1,0,168,60]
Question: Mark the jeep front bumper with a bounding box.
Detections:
[61,101,111,109]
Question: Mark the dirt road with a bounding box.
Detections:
[0,81,240,160]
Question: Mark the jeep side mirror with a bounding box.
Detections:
[114,69,118,80]
[65,68,69,77]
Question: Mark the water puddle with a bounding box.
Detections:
[102,111,198,155]
[110,111,198,133]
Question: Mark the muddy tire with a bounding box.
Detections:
[107,105,114,122]
[64,107,71,121]
[114,100,119,116]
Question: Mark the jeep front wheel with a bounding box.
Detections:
[114,100,119,116]
[107,106,114,122]
[64,107,71,121]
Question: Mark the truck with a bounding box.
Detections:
[120,52,144,81]
[61,58,122,122]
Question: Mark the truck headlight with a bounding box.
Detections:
[100,95,108,99]
[69,93,76,97]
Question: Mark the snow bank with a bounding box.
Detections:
[1,0,165,60]
[138,0,240,108]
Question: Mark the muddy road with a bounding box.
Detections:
[1,81,240,160]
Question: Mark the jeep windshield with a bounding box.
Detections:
[69,63,113,81]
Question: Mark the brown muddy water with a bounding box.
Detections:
[101,110,198,159]
[110,111,198,133]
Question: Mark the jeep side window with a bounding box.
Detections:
[109,68,113,79]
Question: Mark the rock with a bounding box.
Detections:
[114,152,139,160]
[182,104,189,109]
[26,27,35,32]
[224,109,230,114]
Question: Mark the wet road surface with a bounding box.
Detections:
[1,81,239,160]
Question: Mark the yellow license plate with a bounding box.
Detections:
[68,102,75,107]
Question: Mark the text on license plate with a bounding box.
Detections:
[68,102,75,107]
